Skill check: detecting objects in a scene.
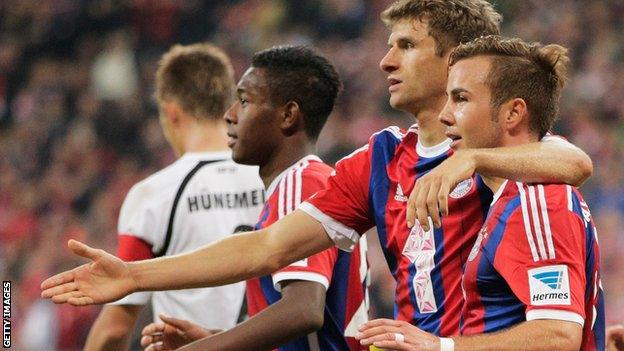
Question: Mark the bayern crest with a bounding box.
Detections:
[449,178,473,199]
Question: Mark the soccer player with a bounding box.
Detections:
[356,35,605,351]
[41,0,593,341]
[83,44,265,351]
[138,45,368,351]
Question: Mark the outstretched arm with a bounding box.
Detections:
[407,137,593,230]
[41,210,333,305]
[357,318,581,351]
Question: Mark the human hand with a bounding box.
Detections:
[40,239,137,305]
[356,318,439,351]
[141,314,216,351]
[406,149,476,231]
[608,324,624,351]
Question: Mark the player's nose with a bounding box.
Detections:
[438,100,454,126]
[224,103,237,124]
[380,47,399,73]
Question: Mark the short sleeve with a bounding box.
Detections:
[490,186,587,326]
[272,247,338,291]
[300,144,374,251]
[117,183,167,253]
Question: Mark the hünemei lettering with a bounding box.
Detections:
[3,281,10,348]
[532,292,569,302]
[188,189,265,213]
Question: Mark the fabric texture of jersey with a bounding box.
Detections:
[112,151,265,330]
[246,155,369,351]
[300,126,492,336]
[462,181,605,350]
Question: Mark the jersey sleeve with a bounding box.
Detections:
[273,163,340,290]
[299,143,374,252]
[488,184,587,326]
[116,182,168,257]
[110,184,159,306]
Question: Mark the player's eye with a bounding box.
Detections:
[454,94,468,103]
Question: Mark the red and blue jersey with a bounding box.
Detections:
[246,155,369,351]
[462,181,605,350]
[300,126,492,336]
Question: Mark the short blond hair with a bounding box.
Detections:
[450,35,570,138]
[155,43,235,120]
[381,0,502,56]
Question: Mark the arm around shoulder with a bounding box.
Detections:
[471,137,593,187]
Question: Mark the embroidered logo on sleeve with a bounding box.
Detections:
[528,265,571,306]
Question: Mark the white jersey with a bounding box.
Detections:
[111,151,264,330]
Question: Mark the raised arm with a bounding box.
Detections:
[407,137,593,230]
[40,210,333,305]
[357,318,581,351]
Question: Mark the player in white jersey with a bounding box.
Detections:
[83,43,264,351]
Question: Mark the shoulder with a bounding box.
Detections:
[301,158,333,180]
[122,161,191,208]
[370,125,410,145]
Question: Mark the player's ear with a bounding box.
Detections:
[162,101,182,127]
[281,101,302,136]
[500,98,528,132]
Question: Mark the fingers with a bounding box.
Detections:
[144,341,165,351]
[41,281,77,299]
[415,185,430,232]
[406,196,417,229]
[141,322,165,349]
[143,322,166,338]
[67,296,95,306]
[371,339,415,351]
[359,318,403,331]
[41,270,76,291]
[426,181,441,229]
[68,239,103,261]
[140,332,164,348]
[50,289,82,304]
[438,179,451,217]
[159,314,192,330]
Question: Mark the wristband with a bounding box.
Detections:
[440,337,455,351]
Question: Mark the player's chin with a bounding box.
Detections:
[231,150,255,166]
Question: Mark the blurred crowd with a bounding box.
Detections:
[1,0,622,349]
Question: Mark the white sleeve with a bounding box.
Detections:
[117,183,170,251]
[108,291,152,306]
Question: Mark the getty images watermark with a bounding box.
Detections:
[2,281,10,348]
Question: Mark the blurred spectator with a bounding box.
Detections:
[1,1,623,349]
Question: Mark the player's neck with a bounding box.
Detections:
[481,175,506,195]
[413,106,448,147]
[180,120,229,155]
[258,138,316,188]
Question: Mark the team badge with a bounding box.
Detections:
[449,178,473,199]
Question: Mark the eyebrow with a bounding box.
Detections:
[388,35,417,46]
[450,88,469,95]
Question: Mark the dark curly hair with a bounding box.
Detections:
[252,45,342,140]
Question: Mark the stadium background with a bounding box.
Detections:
[1,0,622,349]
